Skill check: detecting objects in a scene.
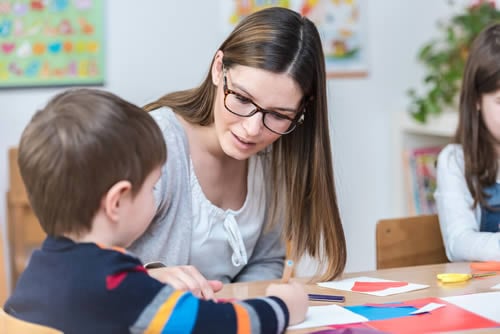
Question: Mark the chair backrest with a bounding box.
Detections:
[0,227,8,305]
[7,147,47,287]
[376,214,448,269]
[0,309,62,334]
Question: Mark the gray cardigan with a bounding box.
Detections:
[129,108,285,282]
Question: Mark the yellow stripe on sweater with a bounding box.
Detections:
[144,290,184,333]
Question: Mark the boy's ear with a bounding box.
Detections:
[102,180,132,222]
[211,50,224,86]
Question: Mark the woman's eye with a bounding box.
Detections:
[235,94,251,104]
[269,112,289,120]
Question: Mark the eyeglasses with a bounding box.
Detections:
[222,67,305,135]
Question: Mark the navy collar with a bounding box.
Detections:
[42,236,79,251]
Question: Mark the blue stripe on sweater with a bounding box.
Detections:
[161,292,199,333]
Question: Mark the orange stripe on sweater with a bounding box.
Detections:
[233,303,251,333]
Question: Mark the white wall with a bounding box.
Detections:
[329,1,465,273]
[0,1,470,278]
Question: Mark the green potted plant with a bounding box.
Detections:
[408,0,500,123]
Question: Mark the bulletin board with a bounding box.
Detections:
[0,0,105,88]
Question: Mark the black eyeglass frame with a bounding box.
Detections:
[222,67,307,135]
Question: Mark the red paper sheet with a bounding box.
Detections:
[351,281,409,292]
[365,297,499,334]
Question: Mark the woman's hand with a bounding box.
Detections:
[147,265,223,300]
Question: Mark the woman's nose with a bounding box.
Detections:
[242,112,264,137]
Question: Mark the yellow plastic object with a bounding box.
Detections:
[437,273,473,283]
[437,272,496,283]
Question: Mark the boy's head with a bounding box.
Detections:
[18,88,166,238]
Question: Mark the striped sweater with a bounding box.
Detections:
[4,237,289,333]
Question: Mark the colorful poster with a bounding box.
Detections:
[0,0,105,87]
[221,0,368,78]
[227,0,290,26]
[300,0,367,78]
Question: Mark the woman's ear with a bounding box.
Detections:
[211,50,224,86]
[102,180,132,223]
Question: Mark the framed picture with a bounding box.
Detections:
[0,0,105,88]
[301,0,368,78]
[220,0,368,79]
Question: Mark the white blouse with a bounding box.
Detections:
[189,155,267,282]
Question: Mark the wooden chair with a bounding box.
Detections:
[376,214,448,269]
[0,227,8,306]
[6,148,46,287]
[0,309,62,334]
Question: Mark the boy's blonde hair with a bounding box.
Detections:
[18,88,167,237]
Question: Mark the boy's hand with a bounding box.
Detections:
[147,265,223,300]
[266,281,308,325]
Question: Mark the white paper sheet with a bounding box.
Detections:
[288,305,368,330]
[410,302,446,314]
[317,276,429,296]
[442,291,500,322]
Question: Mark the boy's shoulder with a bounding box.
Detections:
[41,236,142,264]
[5,237,168,333]
[18,236,151,289]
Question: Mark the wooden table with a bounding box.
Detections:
[216,262,500,333]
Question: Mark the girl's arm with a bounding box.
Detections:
[435,145,500,261]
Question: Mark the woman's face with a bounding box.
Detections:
[212,60,303,160]
[480,88,500,155]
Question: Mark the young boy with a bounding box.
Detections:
[4,89,308,333]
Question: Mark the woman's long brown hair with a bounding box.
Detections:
[145,7,346,281]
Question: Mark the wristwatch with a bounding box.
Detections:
[143,261,167,269]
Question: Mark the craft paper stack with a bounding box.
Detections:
[290,291,500,333]
[317,276,429,296]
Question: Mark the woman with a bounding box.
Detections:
[130,7,347,299]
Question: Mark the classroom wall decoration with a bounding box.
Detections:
[0,0,105,87]
[221,0,368,78]
[403,146,442,215]
[224,0,290,26]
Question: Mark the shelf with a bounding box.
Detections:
[400,110,458,138]
[393,110,458,217]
